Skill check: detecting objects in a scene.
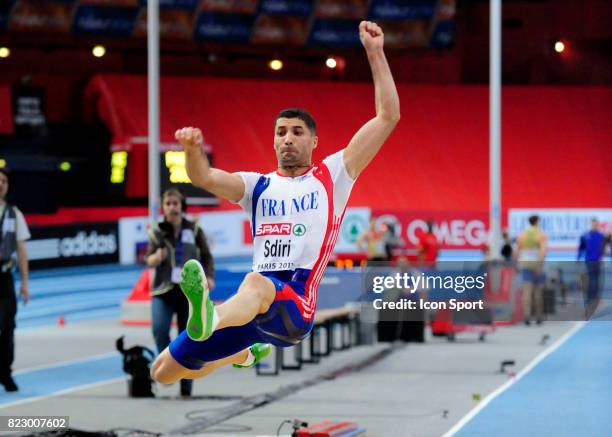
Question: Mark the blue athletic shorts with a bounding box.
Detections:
[169,269,314,370]
[522,269,545,284]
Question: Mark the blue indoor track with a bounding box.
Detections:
[6,261,611,435]
[454,321,612,436]
[15,257,252,330]
[16,264,143,329]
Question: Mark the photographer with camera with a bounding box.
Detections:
[146,188,214,397]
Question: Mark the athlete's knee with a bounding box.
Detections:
[150,355,169,384]
[241,272,274,301]
[242,271,265,287]
[150,349,183,384]
[150,357,166,383]
[151,365,179,385]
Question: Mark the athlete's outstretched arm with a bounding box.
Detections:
[175,127,245,202]
[343,21,400,180]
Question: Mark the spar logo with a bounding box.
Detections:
[256,223,292,237]
[293,224,306,236]
[256,222,307,237]
[341,214,367,244]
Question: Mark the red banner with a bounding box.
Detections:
[0,86,13,134]
[371,210,489,250]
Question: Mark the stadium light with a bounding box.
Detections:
[554,41,565,53]
[269,59,283,71]
[0,47,10,58]
[59,161,71,172]
[92,45,106,58]
[326,57,337,69]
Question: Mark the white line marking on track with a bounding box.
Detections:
[441,321,586,437]
[0,377,127,410]
[13,351,119,375]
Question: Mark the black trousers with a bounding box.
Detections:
[0,272,17,378]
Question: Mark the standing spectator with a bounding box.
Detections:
[382,222,404,262]
[0,169,30,392]
[357,217,386,263]
[145,188,214,397]
[500,230,513,264]
[577,218,606,319]
[515,215,547,325]
[417,220,439,268]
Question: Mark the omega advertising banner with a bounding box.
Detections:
[371,210,489,250]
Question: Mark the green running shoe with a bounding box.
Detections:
[233,343,271,369]
[180,259,215,341]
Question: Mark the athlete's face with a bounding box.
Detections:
[274,118,318,169]
[0,173,8,201]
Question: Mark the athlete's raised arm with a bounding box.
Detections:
[343,21,400,180]
[175,127,245,203]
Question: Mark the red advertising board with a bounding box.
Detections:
[371,210,489,250]
[0,86,13,134]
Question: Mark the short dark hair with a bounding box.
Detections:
[275,108,316,134]
[0,168,9,182]
[528,215,539,226]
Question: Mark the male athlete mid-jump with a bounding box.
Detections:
[151,21,400,382]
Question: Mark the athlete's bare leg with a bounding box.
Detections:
[215,272,276,330]
[151,348,249,384]
[522,281,534,323]
[534,283,544,323]
[151,272,277,383]
[181,262,277,340]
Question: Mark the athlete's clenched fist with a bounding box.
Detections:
[359,20,384,52]
[175,127,204,150]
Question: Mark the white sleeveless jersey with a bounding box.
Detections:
[235,150,355,317]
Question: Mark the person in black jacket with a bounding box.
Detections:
[145,188,214,397]
[0,169,30,393]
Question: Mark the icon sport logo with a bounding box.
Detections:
[255,223,307,237]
